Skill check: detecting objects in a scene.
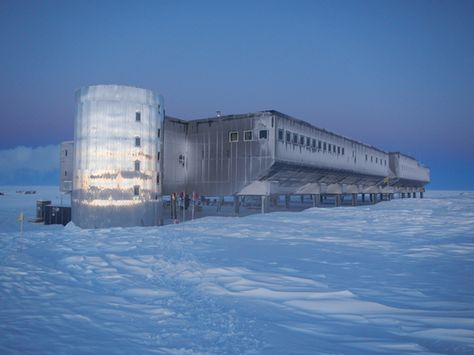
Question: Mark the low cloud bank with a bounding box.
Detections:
[0,145,59,185]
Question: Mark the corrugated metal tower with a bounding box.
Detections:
[72,85,163,228]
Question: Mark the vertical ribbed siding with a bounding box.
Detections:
[72,85,163,228]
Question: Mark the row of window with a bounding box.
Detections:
[229,129,268,142]
[278,129,388,166]
[365,154,387,166]
[278,129,346,155]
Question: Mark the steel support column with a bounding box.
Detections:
[234,195,240,215]
[261,196,268,214]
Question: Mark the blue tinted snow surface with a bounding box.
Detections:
[0,187,473,354]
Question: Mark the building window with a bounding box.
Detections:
[157,152,160,161]
[157,173,160,184]
[133,185,140,196]
[328,144,332,152]
[323,142,327,151]
[376,157,378,163]
[312,139,316,148]
[286,131,291,142]
[318,141,322,150]
[278,129,284,141]
[306,137,311,147]
[259,130,268,139]
[135,136,141,147]
[384,160,387,166]
[371,156,373,162]
[136,112,141,122]
[244,130,253,141]
[299,135,304,145]
[179,154,185,166]
[157,128,161,138]
[134,160,140,172]
[64,171,67,176]
[229,131,239,142]
[292,133,298,144]
[365,154,368,161]
[337,146,341,155]
[65,149,68,157]
[342,147,345,155]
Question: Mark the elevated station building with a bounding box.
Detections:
[61,85,430,228]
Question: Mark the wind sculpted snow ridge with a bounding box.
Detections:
[0,189,474,354]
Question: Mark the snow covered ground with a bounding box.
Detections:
[1,187,473,354]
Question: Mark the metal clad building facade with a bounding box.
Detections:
[186,113,275,196]
[163,113,275,196]
[272,111,391,195]
[72,85,163,228]
[63,85,430,228]
[161,110,430,197]
[388,152,430,188]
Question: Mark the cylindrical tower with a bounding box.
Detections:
[72,85,163,228]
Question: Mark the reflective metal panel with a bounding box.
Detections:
[60,141,74,193]
[162,119,188,194]
[72,85,163,228]
[162,112,275,196]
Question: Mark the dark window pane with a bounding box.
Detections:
[278,129,284,141]
[229,131,238,142]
